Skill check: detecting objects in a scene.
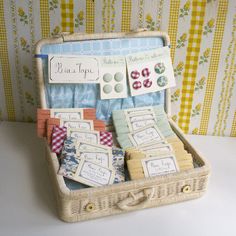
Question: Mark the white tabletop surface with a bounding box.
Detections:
[0,121,236,236]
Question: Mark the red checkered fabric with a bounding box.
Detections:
[143,78,152,88]
[131,70,140,79]
[142,68,151,77]
[51,126,67,154]
[100,131,113,147]
[132,81,142,90]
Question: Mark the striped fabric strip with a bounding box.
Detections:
[178,0,206,133]
[121,0,132,32]
[230,112,236,137]
[0,0,15,120]
[199,0,229,135]
[61,0,74,33]
[86,0,94,33]
[40,0,50,38]
[167,0,181,61]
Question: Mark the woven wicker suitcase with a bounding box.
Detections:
[35,30,210,223]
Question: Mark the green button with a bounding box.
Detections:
[157,76,168,87]
[103,73,112,83]
[114,72,124,82]
[103,84,112,94]
[114,83,123,93]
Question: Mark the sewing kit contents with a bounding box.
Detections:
[126,46,175,96]
[112,105,175,138]
[37,108,97,138]
[99,56,127,100]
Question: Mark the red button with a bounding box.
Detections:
[133,81,142,90]
[142,68,151,77]
[131,70,140,79]
[143,79,152,88]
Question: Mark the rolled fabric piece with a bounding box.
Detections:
[51,126,67,154]
[112,148,125,183]
[100,131,113,147]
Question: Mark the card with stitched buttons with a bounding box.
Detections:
[99,55,128,100]
[126,46,176,96]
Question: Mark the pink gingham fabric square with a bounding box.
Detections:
[51,126,67,154]
[100,131,113,147]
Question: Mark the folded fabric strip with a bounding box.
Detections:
[51,126,67,154]
[100,131,113,147]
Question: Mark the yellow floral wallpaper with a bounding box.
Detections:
[0,0,235,137]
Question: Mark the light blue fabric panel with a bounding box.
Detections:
[41,37,165,122]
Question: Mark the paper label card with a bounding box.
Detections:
[48,55,99,83]
[99,55,128,100]
[75,159,115,187]
[50,108,83,120]
[77,150,112,168]
[128,124,164,146]
[126,111,156,131]
[126,46,176,96]
[142,154,179,178]
[60,119,93,130]
[76,141,110,152]
[67,128,100,144]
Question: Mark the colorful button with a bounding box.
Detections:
[141,68,151,77]
[154,62,165,74]
[114,83,123,93]
[143,79,152,88]
[133,81,142,90]
[114,72,124,82]
[157,76,168,87]
[103,84,112,94]
[103,73,112,82]
[131,70,140,80]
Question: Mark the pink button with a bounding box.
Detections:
[142,68,151,77]
[131,70,140,79]
[133,81,142,90]
[143,79,152,88]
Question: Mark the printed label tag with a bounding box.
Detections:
[77,150,112,168]
[48,55,99,83]
[128,124,164,146]
[126,111,156,131]
[67,128,100,144]
[50,108,83,120]
[75,159,115,187]
[60,119,93,130]
[76,141,110,152]
[141,154,179,177]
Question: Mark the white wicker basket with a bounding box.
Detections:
[35,30,210,223]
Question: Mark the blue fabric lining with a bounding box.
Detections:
[41,37,165,122]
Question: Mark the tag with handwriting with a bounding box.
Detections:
[75,159,115,187]
[128,124,164,146]
[48,55,99,83]
[50,108,84,120]
[141,154,179,177]
[60,119,93,130]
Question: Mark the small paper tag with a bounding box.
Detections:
[126,111,156,131]
[76,141,110,152]
[141,154,179,177]
[75,159,115,187]
[67,128,100,144]
[60,119,93,130]
[77,150,112,168]
[141,143,173,154]
[50,108,84,120]
[48,55,99,83]
[128,124,164,146]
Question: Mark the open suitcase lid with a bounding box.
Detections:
[35,29,171,123]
